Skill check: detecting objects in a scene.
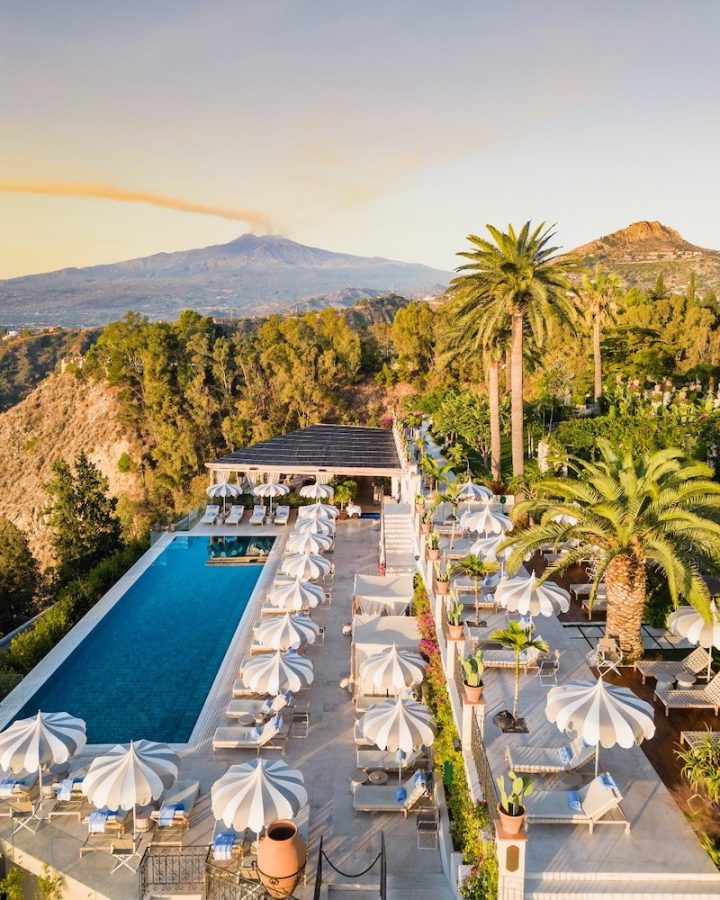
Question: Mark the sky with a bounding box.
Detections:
[1,0,720,278]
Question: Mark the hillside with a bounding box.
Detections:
[572,221,720,293]
[0,235,451,328]
[0,373,144,567]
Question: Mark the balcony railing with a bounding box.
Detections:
[471,712,498,818]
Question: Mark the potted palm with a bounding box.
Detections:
[334,480,358,520]
[451,555,495,627]
[434,560,451,595]
[490,621,548,732]
[420,508,433,535]
[461,648,485,703]
[446,593,465,640]
[426,532,440,561]
[496,769,533,835]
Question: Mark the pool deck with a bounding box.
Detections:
[0,516,447,899]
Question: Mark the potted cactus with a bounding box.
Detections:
[496,769,533,836]
[446,593,465,640]
[461,648,485,703]
[415,492,425,514]
[420,508,433,535]
[434,560,451,595]
[426,532,440,561]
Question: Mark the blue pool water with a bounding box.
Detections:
[15,536,269,744]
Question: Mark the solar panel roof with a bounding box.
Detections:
[209,424,402,473]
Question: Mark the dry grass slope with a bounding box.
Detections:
[0,373,144,568]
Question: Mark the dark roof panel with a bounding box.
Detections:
[210,424,402,472]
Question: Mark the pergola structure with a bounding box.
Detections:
[206,424,408,499]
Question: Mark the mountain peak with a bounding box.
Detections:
[574,220,699,256]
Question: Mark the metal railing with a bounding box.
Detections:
[139,845,207,894]
[380,831,387,900]
[453,646,465,693]
[206,872,267,900]
[471,713,498,818]
[315,829,386,897]
[313,835,324,900]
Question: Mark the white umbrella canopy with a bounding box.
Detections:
[495,575,571,618]
[359,645,427,694]
[668,601,720,678]
[460,504,513,535]
[82,740,180,837]
[286,531,333,554]
[299,481,335,500]
[207,482,242,514]
[546,679,655,776]
[457,480,493,504]
[279,552,331,580]
[361,698,436,753]
[0,711,86,788]
[297,502,339,519]
[295,516,335,536]
[255,613,319,650]
[243,650,314,694]
[254,482,289,515]
[469,533,507,561]
[212,759,308,836]
[268,577,324,611]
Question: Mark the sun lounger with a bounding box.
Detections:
[526,773,630,834]
[210,827,256,865]
[655,670,720,715]
[223,505,245,526]
[249,505,266,526]
[212,718,289,752]
[274,505,290,526]
[680,730,720,748]
[150,780,200,844]
[200,504,221,525]
[356,747,423,771]
[46,775,87,822]
[483,646,543,673]
[79,810,131,854]
[505,736,595,775]
[635,647,711,684]
[581,592,608,618]
[226,694,293,719]
[351,771,429,817]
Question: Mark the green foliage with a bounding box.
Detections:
[0,518,40,632]
[23,436,38,453]
[446,594,464,626]
[462,648,485,686]
[44,451,123,585]
[390,302,436,379]
[496,769,534,815]
[676,732,720,804]
[460,853,499,900]
[37,864,64,900]
[333,479,358,509]
[117,451,133,473]
[426,532,440,550]
[7,541,147,675]
[0,866,25,900]
[434,560,451,583]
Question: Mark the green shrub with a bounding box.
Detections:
[117,451,133,473]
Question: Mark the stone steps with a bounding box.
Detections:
[525,877,720,899]
[385,873,455,900]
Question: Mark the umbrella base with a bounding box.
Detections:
[493,710,529,733]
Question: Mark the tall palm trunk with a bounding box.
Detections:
[605,554,647,660]
[505,347,512,395]
[593,313,602,404]
[510,314,525,478]
[488,359,502,483]
[512,653,521,720]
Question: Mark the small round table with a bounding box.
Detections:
[654,671,676,689]
[233,713,255,726]
[368,770,388,785]
[676,669,697,689]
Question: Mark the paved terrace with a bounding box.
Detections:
[0,516,449,899]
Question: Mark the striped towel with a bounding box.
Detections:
[88,810,111,833]
[56,778,74,801]
[213,832,235,861]
[158,803,179,826]
[567,791,582,812]
[0,778,17,798]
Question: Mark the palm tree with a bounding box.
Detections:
[501,441,720,660]
[451,554,490,625]
[579,267,623,405]
[421,455,455,492]
[453,222,578,478]
[490,621,548,721]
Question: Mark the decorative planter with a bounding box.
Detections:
[448,623,464,640]
[415,502,424,514]
[463,681,484,703]
[427,548,440,561]
[436,580,450,595]
[497,805,525,836]
[257,819,307,899]
[420,522,432,535]
[337,510,348,521]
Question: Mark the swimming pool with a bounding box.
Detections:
[14,535,270,744]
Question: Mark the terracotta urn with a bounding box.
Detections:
[497,805,525,836]
[436,580,450,595]
[257,819,307,898]
[448,623,464,640]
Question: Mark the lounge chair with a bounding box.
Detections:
[224,505,245,526]
[680,730,720,749]
[635,647,712,684]
[226,694,293,720]
[79,810,132,855]
[47,775,88,822]
[200,504,221,525]
[249,505,266,526]
[351,771,429,817]
[274,505,290,526]
[482,645,543,673]
[212,718,289,752]
[356,747,423,771]
[505,736,596,775]
[209,827,256,865]
[150,780,200,844]
[525,773,630,834]
[655,670,720,716]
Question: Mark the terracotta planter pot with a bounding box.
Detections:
[463,681,484,703]
[415,502,424,514]
[436,580,450,595]
[420,523,432,535]
[448,623,464,640]
[427,548,440,561]
[337,510,348,521]
[497,805,525,836]
[257,819,307,899]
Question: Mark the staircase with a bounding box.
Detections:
[381,503,416,575]
[385,874,455,900]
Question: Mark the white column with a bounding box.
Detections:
[495,822,527,900]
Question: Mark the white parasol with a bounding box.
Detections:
[242,650,314,694]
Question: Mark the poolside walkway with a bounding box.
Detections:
[0,516,451,899]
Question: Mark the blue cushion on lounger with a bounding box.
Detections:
[272,715,283,729]
[396,787,407,802]
[251,726,262,739]
[413,771,427,786]
[567,791,582,811]
[601,773,618,790]
[558,745,572,764]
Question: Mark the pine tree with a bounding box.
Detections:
[0,518,39,632]
[45,452,123,585]
[651,272,668,301]
[687,271,697,302]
